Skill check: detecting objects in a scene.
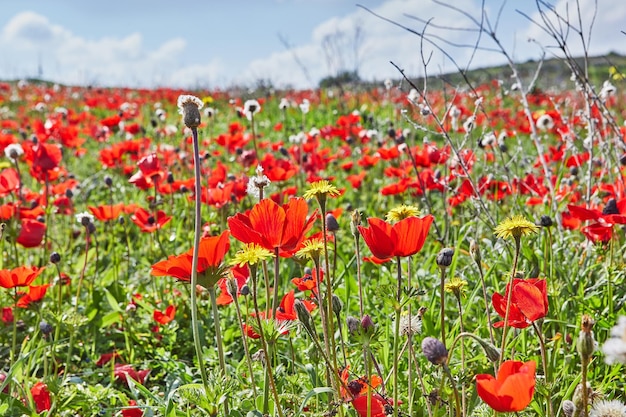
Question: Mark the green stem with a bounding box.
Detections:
[189,126,211,398]
[440,267,446,345]
[499,236,521,365]
[442,364,461,417]
[392,256,402,417]
[232,285,258,398]
[209,286,229,415]
[532,321,553,417]
[250,264,284,417]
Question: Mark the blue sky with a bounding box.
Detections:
[1,0,624,89]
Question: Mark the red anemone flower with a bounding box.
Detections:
[476,360,536,412]
[275,290,316,321]
[131,208,171,233]
[228,197,317,257]
[88,203,125,222]
[16,219,46,248]
[358,215,434,262]
[114,364,150,385]
[153,304,176,324]
[31,381,51,413]
[17,284,51,308]
[0,266,45,289]
[150,230,230,288]
[492,278,548,329]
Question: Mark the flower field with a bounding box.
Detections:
[0,68,625,417]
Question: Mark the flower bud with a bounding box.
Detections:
[331,294,343,316]
[540,215,553,227]
[239,285,250,296]
[350,210,361,237]
[177,95,203,129]
[294,299,314,334]
[226,278,239,300]
[49,252,61,264]
[39,321,53,336]
[577,314,596,362]
[562,400,575,417]
[346,316,360,335]
[436,248,454,268]
[422,337,448,365]
[469,238,481,265]
[325,213,340,233]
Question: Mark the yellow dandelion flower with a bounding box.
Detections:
[386,205,422,222]
[302,180,340,201]
[494,215,539,240]
[230,243,275,267]
[296,238,326,261]
[444,277,468,297]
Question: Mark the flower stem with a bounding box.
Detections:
[392,256,402,417]
[499,236,521,365]
[189,126,211,400]
[532,321,553,417]
[208,286,229,414]
[439,267,446,345]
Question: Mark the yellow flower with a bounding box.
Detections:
[230,243,274,267]
[296,238,326,261]
[302,180,340,201]
[444,277,468,298]
[386,205,422,223]
[494,215,539,240]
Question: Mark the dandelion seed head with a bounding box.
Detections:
[590,400,626,417]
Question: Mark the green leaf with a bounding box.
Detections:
[295,387,334,417]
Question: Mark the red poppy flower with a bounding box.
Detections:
[275,290,316,321]
[153,304,176,324]
[151,230,230,288]
[17,284,51,308]
[16,219,46,248]
[26,142,63,180]
[2,306,13,324]
[0,168,19,197]
[129,153,165,189]
[114,364,150,385]
[492,278,548,329]
[131,208,171,233]
[291,268,323,295]
[228,197,317,257]
[88,203,125,222]
[0,266,45,289]
[31,381,51,413]
[121,400,144,417]
[96,352,120,366]
[358,215,434,262]
[216,264,249,306]
[476,360,536,412]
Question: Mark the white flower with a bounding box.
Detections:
[463,116,476,133]
[600,80,617,99]
[76,212,95,226]
[299,99,310,114]
[4,143,24,161]
[590,399,626,417]
[279,98,290,110]
[204,107,216,118]
[243,99,261,120]
[246,165,271,199]
[602,316,626,365]
[407,88,419,105]
[536,113,555,131]
[384,78,393,90]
